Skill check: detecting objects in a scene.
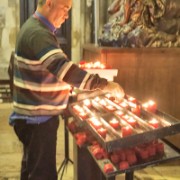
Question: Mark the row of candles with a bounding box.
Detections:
[105,94,159,128]
[72,101,133,138]
[106,94,157,113]
[91,97,134,137]
[97,95,160,129]
[72,95,160,139]
[79,61,106,69]
[88,117,133,138]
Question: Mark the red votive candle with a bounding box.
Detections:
[156,142,164,154]
[143,100,157,113]
[109,118,120,129]
[113,99,121,104]
[122,126,132,137]
[126,153,137,165]
[92,146,104,160]
[105,105,116,112]
[147,146,156,157]
[75,132,87,147]
[99,99,107,106]
[128,96,136,103]
[97,127,107,139]
[83,99,91,108]
[127,117,137,127]
[148,118,159,128]
[120,102,129,109]
[115,110,124,117]
[119,161,129,170]
[104,163,114,174]
[105,94,115,101]
[89,117,102,129]
[131,107,141,116]
[140,149,149,160]
[73,105,82,113]
[94,97,101,102]
[122,114,130,121]
[79,111,88,120]
[130,103,141,116]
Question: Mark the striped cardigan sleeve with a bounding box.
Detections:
[30,30,108,90]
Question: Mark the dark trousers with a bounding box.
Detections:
[14,116,59,180]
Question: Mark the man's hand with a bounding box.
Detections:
[103,81,125,100]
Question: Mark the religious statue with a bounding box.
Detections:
[98,0,180,47]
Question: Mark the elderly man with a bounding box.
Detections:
[9,0,124,179]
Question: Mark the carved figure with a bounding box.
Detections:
[99,0,180,47]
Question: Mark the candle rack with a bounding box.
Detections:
[68,92,180,152]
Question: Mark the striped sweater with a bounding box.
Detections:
[13,15,107,117]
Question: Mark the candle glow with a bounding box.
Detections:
[83,99,91,107]
[143,100,157,113]
[97,127,107,138]
[79,111,88,120]
[105,105,116,111]
[122,114,130,120]
[149,118,159,128]
[73,105,83,113]
[109,118,120,129]
[99,99,107,106]
[89,117,102,129]
[79,61,106,69]
[128,97,136,103]
[127,117,137,127]
[115,110,124,117]
[120,102,129,109]
[122,126,132,137]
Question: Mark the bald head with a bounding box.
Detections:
[36,0,72,28]
[37,0,71,7]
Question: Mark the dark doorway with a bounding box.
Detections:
[20,0,71,59]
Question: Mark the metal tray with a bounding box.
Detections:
[87,139,180,178]
[68,93,180,152]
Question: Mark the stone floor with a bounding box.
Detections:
[0,103,179,180]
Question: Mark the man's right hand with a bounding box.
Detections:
[102,81,125,100]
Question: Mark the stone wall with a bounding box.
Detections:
[0,0,19,79]
[72,0,111,63]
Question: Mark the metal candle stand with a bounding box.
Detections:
[68,92,180,180]
[58,91,180,180]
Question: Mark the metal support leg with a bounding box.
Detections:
[57,115,73,180]
[125,171,134,180]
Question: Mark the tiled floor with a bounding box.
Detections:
[0,103,179,180]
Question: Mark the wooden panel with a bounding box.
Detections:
[106,49,180,120]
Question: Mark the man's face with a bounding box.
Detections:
[49,0,72,28]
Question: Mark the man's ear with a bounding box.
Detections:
[46,0,52,7]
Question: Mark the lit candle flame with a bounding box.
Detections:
[99,99,107,106]
[106,105,115,110]
[116,111,124,116]
[120,102,128,108]
[128,97,136,102]
[148,100,155,105]
[110,118,119,123]
[128,117,136,123]
[128,102,136,108]
[122,114,130,120]
[83,99,91,106]
[149,118,158,124]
